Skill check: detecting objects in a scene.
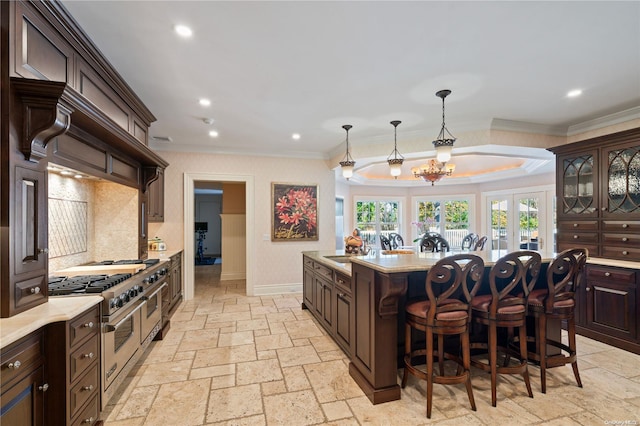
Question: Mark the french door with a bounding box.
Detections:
[486,189,552,255]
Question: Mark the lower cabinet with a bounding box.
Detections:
[302,255,352,356]
[0,330,45,426]
[46,305,101,425]
[578,264,639,354]
[168,252,183,316]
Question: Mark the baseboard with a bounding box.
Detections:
[220,272,246,281]
[253,282,302,296]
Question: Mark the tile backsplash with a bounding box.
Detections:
[48,173,138,273]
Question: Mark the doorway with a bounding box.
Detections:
[183,173,255,299]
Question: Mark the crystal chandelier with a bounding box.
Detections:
[412,89,456,185]
[339,124,355,179]
[387,120,404,179]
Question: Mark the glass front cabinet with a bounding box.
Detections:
[551,128,640,261]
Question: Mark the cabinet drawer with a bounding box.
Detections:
[70,335,99,383]
[70,364,99,418]
[69,307,100,349]
[334,272,351,293]
[558,220,599,232]
[314,263,334,280]
[557,242,598,256]
[557,232,598,244]
[587,266,636,284]
[304,256,314,268]
[601,246,640,260]
[71,393,99,426]
[1,332,43,389]
[602,221,640,233]
[603,233,640,247]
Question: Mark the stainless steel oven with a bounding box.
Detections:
[102,301,142,391]
[140,282,166,343]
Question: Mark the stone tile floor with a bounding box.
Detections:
[101,264,640,425]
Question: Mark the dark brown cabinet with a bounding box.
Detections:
[302,255,353,356]
[551,128,640,261]
[45,305,101,425]
[168,252,183,317]
[578,264,639,354]
[0,330,46,426]
[147,168,165,222]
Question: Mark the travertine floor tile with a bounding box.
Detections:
[143,378,210,425]
[206,384,263,423]
[263,390,325,425]
[101,264,640,426]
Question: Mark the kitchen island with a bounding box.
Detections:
[303,249,560,405]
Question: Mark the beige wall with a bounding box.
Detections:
[148,151,336,290]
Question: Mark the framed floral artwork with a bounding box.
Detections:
[271,183,318,241]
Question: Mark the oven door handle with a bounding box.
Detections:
[141,282,168,301]
[103,302,144,333]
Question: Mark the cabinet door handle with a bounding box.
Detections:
[38,248,48,254]
[7,360,21,369]
[573,235,579,239]
[82,417,94,424]
[82,384,94,391]
[83,322,94,328]
[30,286,41,294]
[586,287,591,292]
[38,383,49,392]
[601,206,607,211]
[82,352,94,359]
[604,272,611,277]
[622,251,629,256]
[338,293,346,299]
[622,223,629,228]
[573,223,578,228]
[622,237,629,242]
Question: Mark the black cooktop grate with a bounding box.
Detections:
[48,273,133,295]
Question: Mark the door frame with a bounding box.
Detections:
[184,173,255,299]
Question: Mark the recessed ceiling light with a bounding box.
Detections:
[209,130,219,138]
[174,25,193,38]
[567,89,582,98]
[74,174,83,179]
[292,133,301,140]
[60,170,72,176]
[47,165,58,171]
[199,98,211,107]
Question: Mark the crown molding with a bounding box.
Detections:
[490,118,568,136]
[567,106,640,136]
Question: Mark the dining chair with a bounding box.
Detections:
[388,233,404,249]
[379,234,392,250]
[473,236,488,251]
[461,233,478,250]
[469,250,541,407]
[401,254,485,418]
[526,247,588,393]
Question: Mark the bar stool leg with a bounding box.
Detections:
[461,331,476,411]
[489,323,498,407]
[519,324,533,398]
[426,328,434,418]
[568,319,582,388]
[538,314,547,393]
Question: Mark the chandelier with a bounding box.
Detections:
[339,124,355,179]
[412,89,456,185]
[387,120,404,178]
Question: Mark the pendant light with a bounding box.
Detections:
[387,120,404,179]
[433,89,456,162]
[339,124,355,180]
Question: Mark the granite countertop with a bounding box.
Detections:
[305,250,639,276]
[0,296,103,349]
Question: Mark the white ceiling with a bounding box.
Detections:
[61,1,640,185]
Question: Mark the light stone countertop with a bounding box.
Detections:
[0,296,103,349]
[148,249,183,260]
[305,250,639,275]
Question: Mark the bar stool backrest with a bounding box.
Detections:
[545,248,588,313]
[487,251,542,317]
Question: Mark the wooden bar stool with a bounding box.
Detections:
[526,247,588,393]
[469,251,541,407]
[401,254,485,418]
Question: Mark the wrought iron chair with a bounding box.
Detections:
[388,233,404,249]
[379,234,392,250]
[473,236,488,251]
[461,233,478,250]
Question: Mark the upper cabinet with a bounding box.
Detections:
[550,128,640,261]
[147,168,165,222]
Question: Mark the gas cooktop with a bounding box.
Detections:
[91,259,160,266]
[48,273,133,296]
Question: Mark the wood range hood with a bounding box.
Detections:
[11,76,168,189]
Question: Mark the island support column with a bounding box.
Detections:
[349,263,408,404]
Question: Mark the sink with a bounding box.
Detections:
[323,255,354,264]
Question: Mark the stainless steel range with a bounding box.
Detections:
[48,259,169,409]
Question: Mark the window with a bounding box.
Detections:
[355,199,401,247]
[415,198,471,249]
